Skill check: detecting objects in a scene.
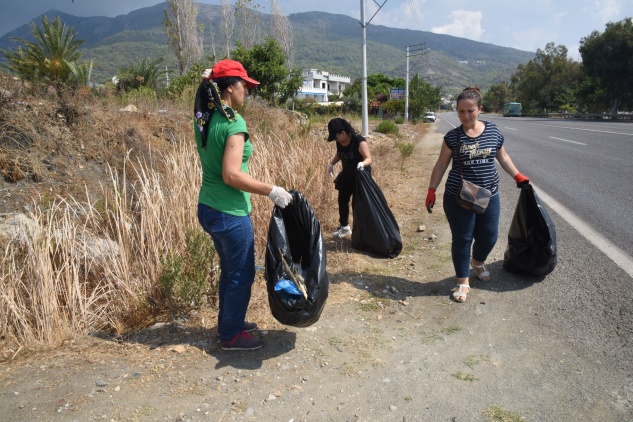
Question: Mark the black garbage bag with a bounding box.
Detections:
[351,168,402,258]
[503,184,557,276]
[265,190,328,327]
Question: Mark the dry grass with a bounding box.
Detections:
[0,83,430,356]
[0,89,356,355]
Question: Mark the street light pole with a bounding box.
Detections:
[361,0,368,136]
[359,0,387,136]
[405,46,409,122]
[404,43,429,122]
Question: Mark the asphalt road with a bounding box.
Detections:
[432,113,633,386]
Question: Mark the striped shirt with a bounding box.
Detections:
[444,121,504,197]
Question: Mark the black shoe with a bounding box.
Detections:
[220,331,263,351]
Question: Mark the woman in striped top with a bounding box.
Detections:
[425,86,529,302]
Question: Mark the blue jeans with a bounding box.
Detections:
[442,193,501,279]
[197,203,255,341]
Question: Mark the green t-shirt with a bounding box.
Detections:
[194,110,252,216]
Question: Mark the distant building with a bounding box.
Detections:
[295,69,352,103]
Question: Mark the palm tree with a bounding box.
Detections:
[1,16,84,97]
[116,57,164,92]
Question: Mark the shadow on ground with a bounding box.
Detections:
[92,325,297,370]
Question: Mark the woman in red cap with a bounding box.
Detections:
[194,59,293,350]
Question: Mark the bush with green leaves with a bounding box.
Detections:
[394,116,405,124]
[165,62,206,101]
[115,57,164,92]
[375,120,399,136]
[158,227,218,313]
[397,142,414,174]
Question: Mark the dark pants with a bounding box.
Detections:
[442,193,501,278]
[197,203,255,341]
[335,168,371,227]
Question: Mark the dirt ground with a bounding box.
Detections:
[1,121,632,422]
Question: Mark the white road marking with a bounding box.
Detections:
[532,123,633,136]
[532,182,633,279]
[549,136,587,145]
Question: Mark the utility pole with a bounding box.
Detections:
[404,43,428,122]
[360,0,387,136]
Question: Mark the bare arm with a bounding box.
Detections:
[358,141,373,167]
[222,133,273,196]
[428,142,453,189]
[495,146,521,178]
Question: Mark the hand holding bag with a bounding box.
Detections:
[454,138,491,214]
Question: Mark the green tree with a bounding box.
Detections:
[382,99,404,117]
[407,74,442,122]
[231,38,303,106]
[579,17,633,113]
[511,42,583,113]
[483,81,512,113]
[1,16,84,97]
[574,75,611,113]
[343,73,406,103]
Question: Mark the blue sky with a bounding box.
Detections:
[2,0,632,60]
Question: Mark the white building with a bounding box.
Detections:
[295,69,352,103]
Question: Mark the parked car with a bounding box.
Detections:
[423,111,436,123]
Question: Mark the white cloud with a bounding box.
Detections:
[594,0,622,22]
[431,10,485,41]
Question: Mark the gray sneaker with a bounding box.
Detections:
[332,225,352,239]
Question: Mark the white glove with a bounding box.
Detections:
[268,186,293,208]
[357,162,365,170]
[201,68,212,80]
[327,164,334,177]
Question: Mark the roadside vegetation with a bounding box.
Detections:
[0,3,630,354]
[0,9,415,354]
[483,18,633,115]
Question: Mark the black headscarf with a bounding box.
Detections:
[194,80,237,150]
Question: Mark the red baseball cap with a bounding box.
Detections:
[211,59,260,88]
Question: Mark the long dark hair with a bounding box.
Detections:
[194,77,242,149]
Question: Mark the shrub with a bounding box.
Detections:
[394,116,405,124]
[375,120,399,135]
[158,226,218,313]
[397,142,414,174]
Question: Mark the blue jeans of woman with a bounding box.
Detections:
[197,203,255,342]
[442,192,501,279]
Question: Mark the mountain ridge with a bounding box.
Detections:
[0,3,535,92]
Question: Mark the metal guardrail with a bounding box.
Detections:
[531,113,633,121]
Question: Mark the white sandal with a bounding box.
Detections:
[452,284,470,302]
[471,259,491,282]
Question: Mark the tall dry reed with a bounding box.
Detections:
[0,101,335,351]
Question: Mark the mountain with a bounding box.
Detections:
[0,3,535,93]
